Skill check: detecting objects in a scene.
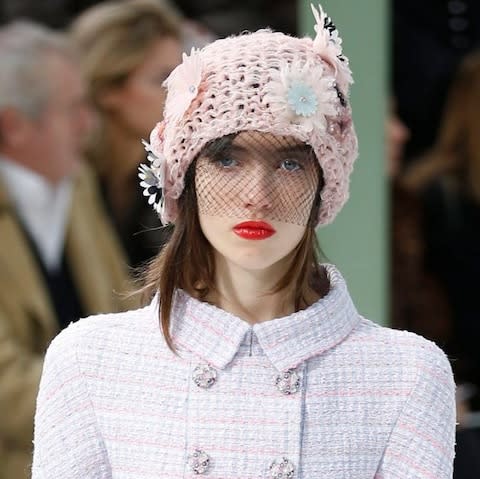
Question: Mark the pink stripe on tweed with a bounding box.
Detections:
[32,264,455,478]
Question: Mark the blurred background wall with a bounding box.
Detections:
[300,0,389,326]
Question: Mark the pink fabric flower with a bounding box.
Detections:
[311,4,352,89]
[163,48,203,122]
[149,121,165,157]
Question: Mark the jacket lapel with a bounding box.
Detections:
[0,179,57,339]
[65,165,131,314]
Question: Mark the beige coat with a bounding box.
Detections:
[0,164,136,479]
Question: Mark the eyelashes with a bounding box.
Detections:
[208,153,307,174]
[214,156,238,168]
[280,158,302,172]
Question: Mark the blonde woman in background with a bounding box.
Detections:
[70,0,182,268]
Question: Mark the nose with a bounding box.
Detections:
[240,163,273,212]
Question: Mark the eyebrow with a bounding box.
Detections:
[203,137,314,158]
[228,143,313,154]
[275,144,314,155]
[203,136,236,156]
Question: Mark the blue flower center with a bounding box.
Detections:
[287,82,318,117]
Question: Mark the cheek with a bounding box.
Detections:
[99,84,161,140]
[276,224,306,255]
[53,120,76,149]
[275,173,318,223]
[129,81,166,110]
[38,122,62,151]
[198,214,234,262]
[198,214,223,245]
[195,163,234,216]
[124,84,167,132]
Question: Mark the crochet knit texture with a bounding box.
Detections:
[141,5,358,226]
[32,265,455,478]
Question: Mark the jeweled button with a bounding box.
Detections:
[187,449,211,475]
[275,369,300,395]
[192,364,217,389]
[268,457,295,479]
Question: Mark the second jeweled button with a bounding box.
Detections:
[275,369,300,395]
[187,449,211,474]
[192,363,217,389]
[268,457,295,479]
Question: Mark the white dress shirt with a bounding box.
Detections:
[0,157,73,271]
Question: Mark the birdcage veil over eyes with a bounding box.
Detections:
[139,4,358,226]
[194,131,322,226]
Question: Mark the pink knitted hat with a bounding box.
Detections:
[139,4,358,226]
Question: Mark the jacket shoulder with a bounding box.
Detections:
[352,317,453,372]
[46,301,162,361]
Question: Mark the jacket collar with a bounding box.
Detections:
[168,264,360,372]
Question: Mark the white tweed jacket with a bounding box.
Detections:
[32,265,455,478]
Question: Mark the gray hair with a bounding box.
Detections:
[0,21,75,118]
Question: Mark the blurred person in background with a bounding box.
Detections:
[404,50,480,411]
[403,50,480,479]
[0,0,296,38]
[171,0,297,37]
[0,21,132,479]
[393,0,480,161]
[389,97,453,351]
[386,98,410,179]
[70,0,183,268]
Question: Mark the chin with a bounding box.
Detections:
[222,248,293,273]
[235,258,276,272]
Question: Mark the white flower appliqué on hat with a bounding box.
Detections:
[139,140,166,215]
[266,60,337,133]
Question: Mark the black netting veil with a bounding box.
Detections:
[194,131,322,226]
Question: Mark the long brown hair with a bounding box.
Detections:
[404,50,480,201]
[140,157,328,351]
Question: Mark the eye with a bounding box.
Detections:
[216,157,237,168]
[280,158,302,172]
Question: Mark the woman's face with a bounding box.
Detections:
[196,131,320,272]
[104,35,182,139]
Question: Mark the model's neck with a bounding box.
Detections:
[211,255,298,324]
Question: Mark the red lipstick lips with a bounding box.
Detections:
[233,220,276,240]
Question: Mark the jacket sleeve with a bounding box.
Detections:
[375,344,456,478]
[32,323,111,479]
[0,311,44,448]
